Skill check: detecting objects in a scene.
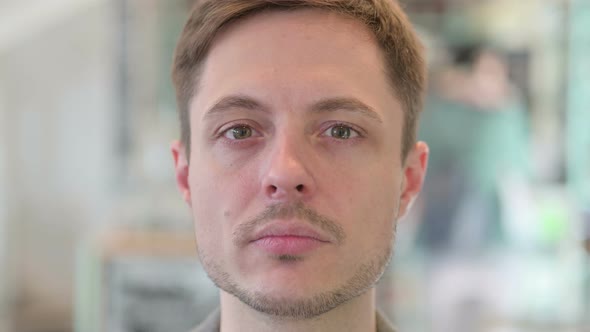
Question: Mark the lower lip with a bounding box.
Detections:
[252,236,325,255]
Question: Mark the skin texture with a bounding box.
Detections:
[172,9,428,332]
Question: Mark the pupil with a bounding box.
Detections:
[233,126,251,139]
[331,126,350,139]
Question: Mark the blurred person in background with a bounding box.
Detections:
[416,45,530,255]
[170,0,429,331]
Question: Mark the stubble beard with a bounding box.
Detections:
[198,235,394,320]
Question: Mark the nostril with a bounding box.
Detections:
[296,184,304,192]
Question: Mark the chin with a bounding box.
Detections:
[252,259,338,288]
[236,274,371,319]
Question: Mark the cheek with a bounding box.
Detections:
[188,158,261,228]
[334,154,400,206]
[336,161,401,236]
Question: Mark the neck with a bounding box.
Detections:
[219,288,377,332]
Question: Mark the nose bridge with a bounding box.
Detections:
[272,130,304,170]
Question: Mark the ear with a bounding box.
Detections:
[171,140,191,206]
[397,141,429,219]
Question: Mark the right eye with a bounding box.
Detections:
[223,125,256,140]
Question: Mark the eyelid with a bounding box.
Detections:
[219,122,262,139]
[320,122,364,138]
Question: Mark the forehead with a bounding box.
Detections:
[205,8,383,74]
[192,8,400,121]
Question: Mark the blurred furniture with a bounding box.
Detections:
[75,229,219,332]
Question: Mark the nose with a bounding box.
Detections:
[261,133,316,201]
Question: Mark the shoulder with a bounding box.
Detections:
[376,310,398,332]
[189,308,220,332]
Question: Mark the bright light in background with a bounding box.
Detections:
[0,0,108,53]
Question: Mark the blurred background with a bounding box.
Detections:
[0,0,589,331]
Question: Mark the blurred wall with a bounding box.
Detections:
[0,99,7,331]
[0,0,117,328]
[567,0,590,207]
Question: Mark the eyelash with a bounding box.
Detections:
[217,121,365,143]
[320,122,364,139]
[216,122,261,147]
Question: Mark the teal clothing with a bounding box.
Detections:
[419,96,529,195]
[417,95,529,251]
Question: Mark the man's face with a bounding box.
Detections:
[172,9,428,318]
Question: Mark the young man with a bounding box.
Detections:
[171,1,429,331]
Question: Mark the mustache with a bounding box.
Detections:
[233,201,346,246]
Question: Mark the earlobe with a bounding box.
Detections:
[171,140,192,205]
[397,141,429,219]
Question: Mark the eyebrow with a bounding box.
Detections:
[203,95,383,123]
[203,95,268,119]
[310,97,383,123]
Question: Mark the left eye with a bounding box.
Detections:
[322,124,359,139]
[223,125,256,140]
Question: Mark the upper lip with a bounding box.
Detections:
[250,222,331,243]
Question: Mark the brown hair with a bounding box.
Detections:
[172,0,426,160]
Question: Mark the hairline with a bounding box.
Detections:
[176,3,422,163]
